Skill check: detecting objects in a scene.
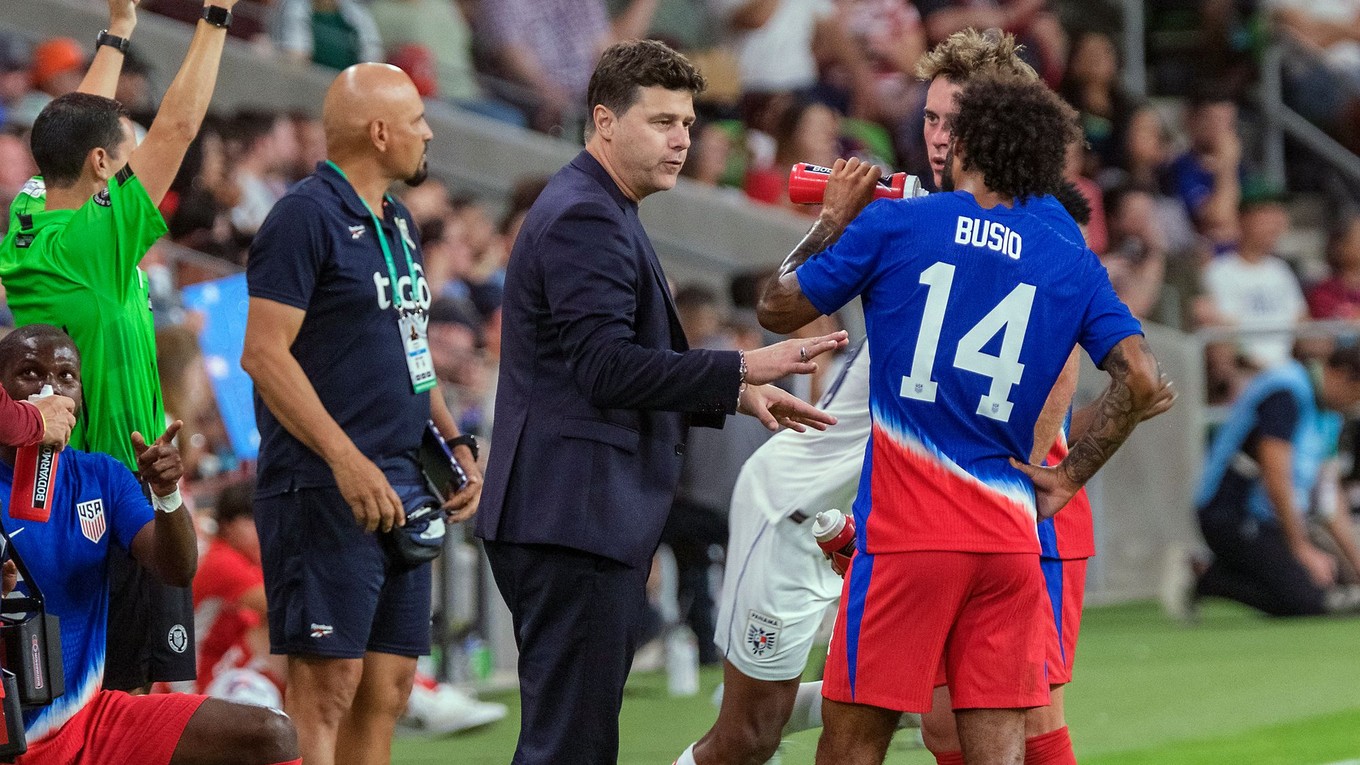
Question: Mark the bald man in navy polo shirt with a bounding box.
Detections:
[242,63,482,765]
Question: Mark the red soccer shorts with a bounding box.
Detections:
[1040,557,1086,686]
[824,550,1049,713]
[17,690,206,765]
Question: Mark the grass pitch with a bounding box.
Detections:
[392,601,1360,764]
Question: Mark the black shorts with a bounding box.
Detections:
[254,483,434,659]
[103,551,196,691]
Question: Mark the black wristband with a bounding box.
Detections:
[95,30,130,55]
[446,434,479,462]
[202,5,233,28]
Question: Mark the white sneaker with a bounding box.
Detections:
[631,637,666,673]
[405,683,508,735]
[897,712,922,730]
[1159,545,1199,624]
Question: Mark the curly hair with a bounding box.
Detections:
[951,74,1079,200]
[1052,179,1091,226]
[915,28,1038,83]
[586,40,706,137]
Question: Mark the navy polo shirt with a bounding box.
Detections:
[247,161,431,493]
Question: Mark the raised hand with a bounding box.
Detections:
[109,0,140,36]
[742,330,849,386]
[132,420,185,498]
[33,394,76,449]
[738,384,838,432]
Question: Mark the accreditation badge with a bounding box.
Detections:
[399,309,436,393]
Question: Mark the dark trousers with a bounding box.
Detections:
[1196,505,1328,616]
[661,500,728,664]
[485,540,650,765]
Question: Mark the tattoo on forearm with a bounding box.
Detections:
[1060,337,1150,487]
[778,218,843,277]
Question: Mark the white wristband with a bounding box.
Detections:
[152,487,182,514]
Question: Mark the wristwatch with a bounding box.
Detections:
[95,30,130,55]
[202,5,233,28]
[446,434,479,461]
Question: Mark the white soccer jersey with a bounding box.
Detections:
[742,339,872,524]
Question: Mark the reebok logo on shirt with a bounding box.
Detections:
[348,225,366,240]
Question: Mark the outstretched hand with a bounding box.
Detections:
[1008,457,1080,521]
[738,384,838,432]
[743,331,849,386]
[132,420,185,498]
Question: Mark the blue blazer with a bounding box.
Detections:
[476,151,742,567]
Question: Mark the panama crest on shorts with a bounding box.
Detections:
[745,611,782,660]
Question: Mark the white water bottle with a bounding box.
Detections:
[665,626,700,697]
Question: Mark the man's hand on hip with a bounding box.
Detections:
[743,330,849,386]
[1008,457,1081,521]
[738,384,838,432]
[331,450,405,533]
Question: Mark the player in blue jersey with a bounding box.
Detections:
[0,324,300,765]
[674,31,1148,765]
[758,74,1163,765]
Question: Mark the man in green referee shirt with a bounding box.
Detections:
[0,0,239,691]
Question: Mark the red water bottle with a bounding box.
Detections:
[788,162,921,205]
[11,385,59,523]
[812,508,857,577]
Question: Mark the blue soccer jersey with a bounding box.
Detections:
[797,191,1141,554]
[0,448,153,740]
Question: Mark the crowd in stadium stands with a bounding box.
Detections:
[3,0,1360,727]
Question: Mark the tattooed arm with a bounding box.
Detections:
[1012,335,1163,520]
[757,158,883,334]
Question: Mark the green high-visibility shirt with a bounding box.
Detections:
[0,169,169,471]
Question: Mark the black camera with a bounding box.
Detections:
[0,530,66,760]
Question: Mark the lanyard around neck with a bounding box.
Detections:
[326,160,417,311]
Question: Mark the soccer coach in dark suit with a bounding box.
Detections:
[476,40,848,765]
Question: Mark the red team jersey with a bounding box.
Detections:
[191,538,265,692]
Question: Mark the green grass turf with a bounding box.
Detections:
[391,601,1360,764]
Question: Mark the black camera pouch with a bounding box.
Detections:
[0,668,26,760]
[0,607,62,708]
[0,525,63,709]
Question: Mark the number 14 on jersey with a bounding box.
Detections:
[899,262,1036,423]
